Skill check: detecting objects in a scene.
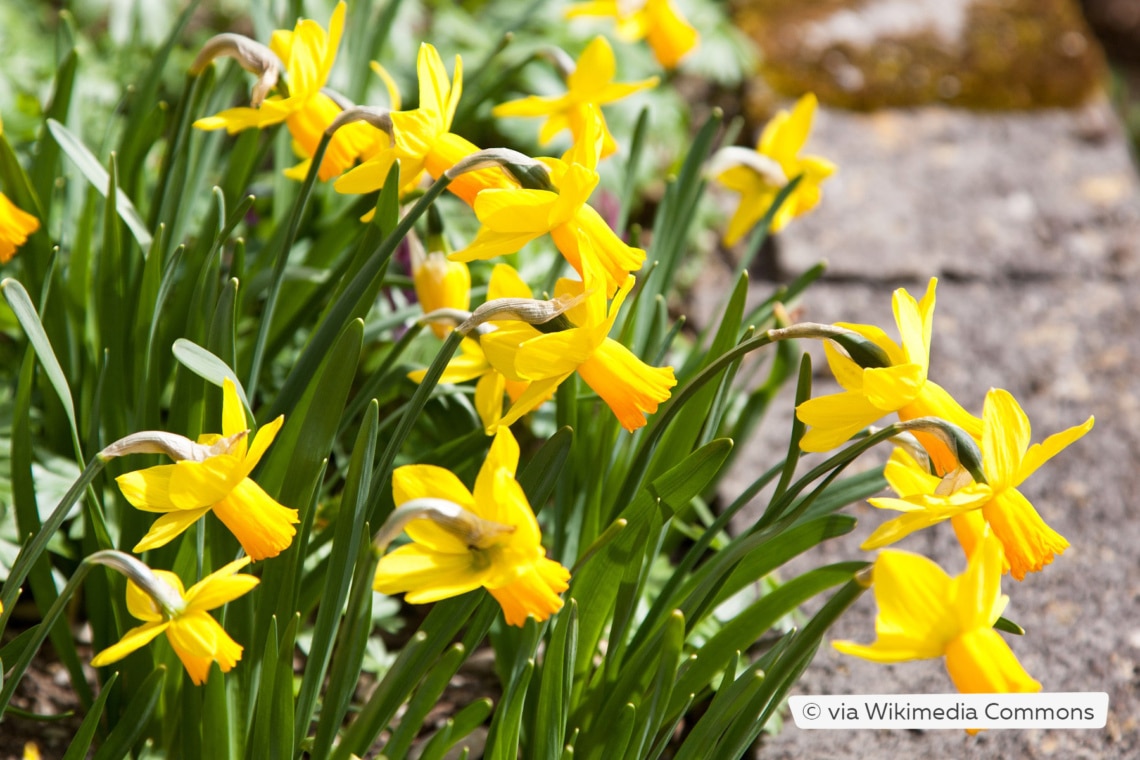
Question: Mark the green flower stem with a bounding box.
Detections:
[246,130,332,401]
[0,457,106,632]
[0,550,129,715]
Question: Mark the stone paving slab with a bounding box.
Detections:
[699,100,1140,758]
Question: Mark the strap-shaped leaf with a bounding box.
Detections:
[47,118,152,247]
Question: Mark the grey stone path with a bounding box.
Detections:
[697,100,1140,758]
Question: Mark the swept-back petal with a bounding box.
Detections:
[373,543,490,602]
[796,391,884,452]
[644,0,699,69]
[950,528,1007,630]
[90,621,170,667]
[184,558,258,612]
[117,466,183,513]
[220,379,248,450]
[868,550,958,648]
[982,389,1032,490]
[861,362,925,411]
[488,264,535,300]
[169,456,245,509]
[244,415,284,473]
[498,375,569,428]
[893,279,933,368]
[393,464,476,509]
[473,188,558,233]
[944,627,1040,693]
[133,506,213,553]
[1016,415,1094,486]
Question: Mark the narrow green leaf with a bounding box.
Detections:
[171,338,251,411]
[47,119,153,247]
[517,426,573,513]
[91,666,165,760]
[295,403,378,745]
[60,673,118,760]
[669,563,864,718]
[247,616,280,760]
[383,644,469,760]
[311,532,380,758]
[32,48,78,216]
[417,698,493,760]
[535,601,578,760]
[2,278,79,446]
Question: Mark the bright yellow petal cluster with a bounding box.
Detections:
[795,278,980,472]
[409,264,534,432]
[91,558,259,685]
[863,388,1093,580]
[194,3,383,181]
[493,36,658,158]
[336,43,515,206]
[567,0,699,70]
[834,528,1041,695]
[451,108,644,296]
[117,379,298,560]
[714,93,835,244]
[477,256,676,432]
[373,428,570,626]
[0,191,40,264]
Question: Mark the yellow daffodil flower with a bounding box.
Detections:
[92,557,259,685]
[116,379,298,560]
[493,36,658,158]
[795,278,980,473]
[373,427,570,626]
[567,0,699,70]
[336,43,514,206]
[409,263,533,433]
[478,251,675,431]
[450,108,644,296]
[711,93,835,245]
[834,528,1041,695]
[410,230,471,339]
[863,388,1093,580]
[0,192,40,264]
[194,3,382,181]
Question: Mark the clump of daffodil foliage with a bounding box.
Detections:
[0,1,1092,757]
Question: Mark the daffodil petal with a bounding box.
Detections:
[372,543,489,602]
[90,621,170,668]
[1016,415,1094,486]
[133,506,213,553]
[945,627,1040,694]
[184,569,259,613]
